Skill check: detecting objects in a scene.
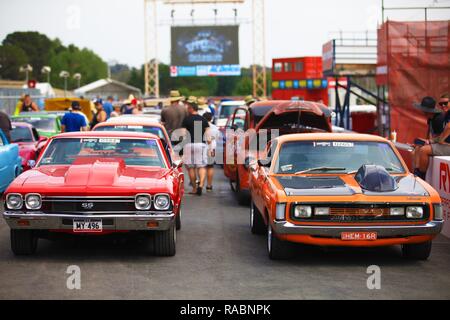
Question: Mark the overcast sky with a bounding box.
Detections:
[0,0,447,68]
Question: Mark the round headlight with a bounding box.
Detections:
[135,194,151,210]
[406,206,424,219]
[6,194,23,210]
[25,194,42,210]
[154,194,170,210]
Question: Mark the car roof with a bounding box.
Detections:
[276,133,389,144]
[53,131,160,140]
[269,101,330,116]
[11,122,33,128]
[220,101,245,106]
[99,117,164,128]
[13,113,58,119]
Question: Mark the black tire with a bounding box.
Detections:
[10,229,38,256]
[267,223,292,260]
[176,207,181,231]
[152,224,176,257]
[402,241,432,260]
[250,202,266,235]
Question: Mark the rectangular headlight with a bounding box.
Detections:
[390,207,405,216]
[314,207,330,216]
[25,193,42,210]
[433,204,443,221]
[294,205,312,218]
[135,194,151,210]
[406,206,424,219]
[275,203,286,221]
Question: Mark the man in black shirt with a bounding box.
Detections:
[182,96,209,196]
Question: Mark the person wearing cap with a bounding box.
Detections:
[197,97,209,116]
[182,96,210,196]
[161,90,188,137]
[244,95,257,107]
[90,99,107,128]
[413,96,450,179]
[61,101,88,133]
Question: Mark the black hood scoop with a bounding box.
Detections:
[355,165,398,192]
[276,176,355,196]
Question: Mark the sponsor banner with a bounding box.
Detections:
[427,156,450,238]
[322,40,335,75]
[170,65,241,77]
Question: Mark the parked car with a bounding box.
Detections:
[2,131,184,256]
[225,100,332,205]
[11,113,61,138]
[0,129,22,193]
[214,100,245,129]
[249,133,444,260]
[10,122,48,171]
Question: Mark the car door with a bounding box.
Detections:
[0,130,17,191]
[224,108,248,180]
[253,141,274,215]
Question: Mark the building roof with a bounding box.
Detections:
[74,78,141,95]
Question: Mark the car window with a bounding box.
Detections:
[13,117,55,132]
[219,105,241,119]
[233,109,247,130]
[11,126,34,142]
[274,141,405,174]
[39,138,166,168]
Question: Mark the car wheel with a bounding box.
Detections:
[176,207,181,231]
[267,223,291,260]
[250,202,266,235]
[152,224,176,257]
[402,241,432,260]
[10,229,38,256]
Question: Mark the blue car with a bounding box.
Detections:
[0,129,22,193]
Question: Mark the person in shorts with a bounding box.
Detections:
[182,96,209,196]
[203,112,219,192]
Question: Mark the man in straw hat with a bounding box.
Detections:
[244,95,257,107]
[412,96,450,179]
[161,90,187,137]
[181,96,210,196]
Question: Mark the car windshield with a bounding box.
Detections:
[39,138,166,167]
[14,117,55,131]
[11,126,33,142]
[274,141,405,174]
[252,106,274,124]
[94,125,166,141]
[219,105,241,118]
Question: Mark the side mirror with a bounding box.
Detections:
[257,159,271,168]
[230,124,238,131]
[38,136,48,143]
[172,160,183,169]
[27,160,36,169]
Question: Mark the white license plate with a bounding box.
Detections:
[73,219,103,233]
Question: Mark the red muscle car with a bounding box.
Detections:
[10,122,48,171]
[2,131,184,256]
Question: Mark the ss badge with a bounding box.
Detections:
[81,202,94,210]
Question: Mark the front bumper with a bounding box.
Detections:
[3,211,175,231]
[272,220,444,238]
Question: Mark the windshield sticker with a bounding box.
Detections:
[313,142,354,148]
[146,140,157,146]
[281,164,293,172]
[99,138,120,144]
[82,138,98,143]
[41,157,53,164]
[333,142,354,148]
[127,126,144,129]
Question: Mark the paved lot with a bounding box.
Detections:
[0,169,449,300]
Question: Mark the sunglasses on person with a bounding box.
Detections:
[439,101,448,107]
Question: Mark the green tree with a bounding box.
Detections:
[0,44,28,80]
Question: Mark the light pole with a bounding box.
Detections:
[73,73,82,89]
[19,64,33,83]
[41,66,51,84]
[59,71,70,97]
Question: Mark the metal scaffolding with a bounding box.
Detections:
[143,0,267,98]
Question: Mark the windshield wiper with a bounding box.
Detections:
[295,167,347,174]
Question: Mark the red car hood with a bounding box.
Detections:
[10,158,173,196]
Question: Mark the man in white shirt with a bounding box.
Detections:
[203,112,219,192]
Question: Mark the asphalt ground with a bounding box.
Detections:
[0,169,449,300]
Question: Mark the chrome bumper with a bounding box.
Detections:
[272,220,444,238]
[3,211,175,231]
